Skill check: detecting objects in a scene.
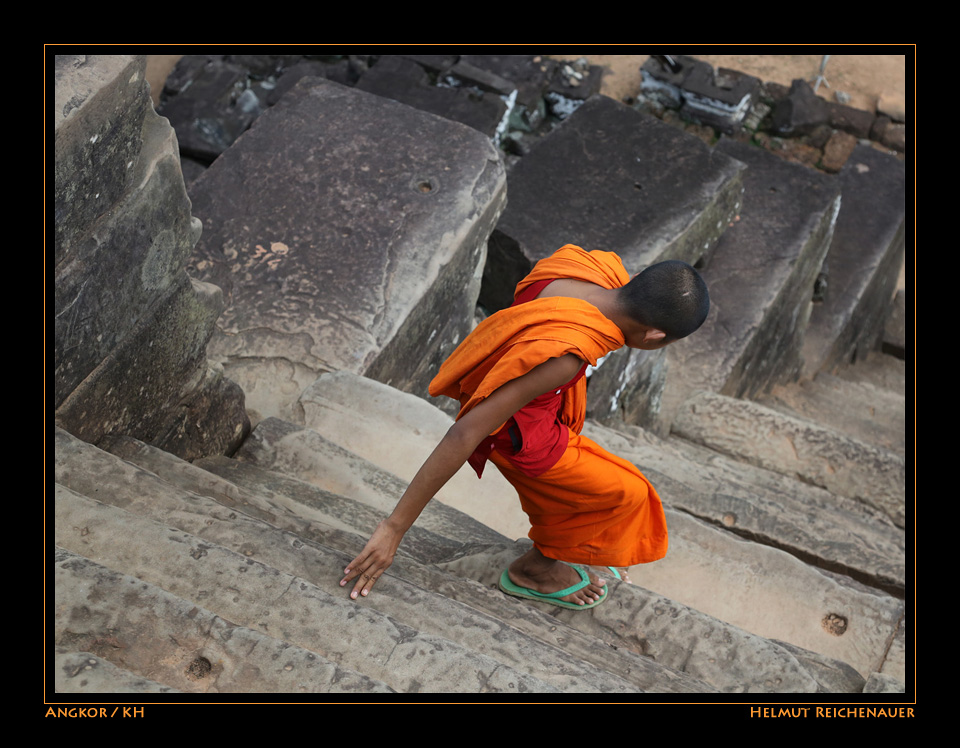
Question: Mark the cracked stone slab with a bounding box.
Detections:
[660,137,842,425]
[186,76,506,423]
[54,484,557,694]
[54,552,394,694]
[54,54,150,267]
[672,390,905,528]
[802,144,907,375]
[584,420,905,596]
[481,94,746,312]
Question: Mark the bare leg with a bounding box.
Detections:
[508,547,606,606]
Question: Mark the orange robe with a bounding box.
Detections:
[428,245,668,566]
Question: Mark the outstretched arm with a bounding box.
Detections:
[340,353,584,600]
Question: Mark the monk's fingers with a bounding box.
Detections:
[349,564,384,600]
[340,552,370,586]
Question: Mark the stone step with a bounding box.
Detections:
[185,76,507,424]
[56,427,711,693]
[759,367,906,458]
[75,425,868,692]
[237,374,901,684]
[671,389,905,529]
[54,484,570,694]
[664,137,841,411]
[229,391,904,674]
[835,348,906,398]
[801,143,906,376]
[584,424,905,684]
[584,420,905,596]
[297,370,529,540]
[54,647,183,695]
[198,447,870,692]
[295,370,904,592]
[607,503,902,682]
[225,417,510,552]
[54,548,393,694]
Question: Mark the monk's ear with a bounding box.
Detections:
[643,328,667,344]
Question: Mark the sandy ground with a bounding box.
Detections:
[146,52,909,117]
[583,53,907,115]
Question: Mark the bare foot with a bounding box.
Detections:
[577,565,632,586]
[508,547,606,606]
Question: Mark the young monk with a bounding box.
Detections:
[340,244,709,609]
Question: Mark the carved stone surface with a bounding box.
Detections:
[665,137,841,404]
[482,95,746,313]
[187,77,506,422]
[54,54,248,458]
[803,144,906,375]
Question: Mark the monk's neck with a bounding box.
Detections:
[536,279,622,318]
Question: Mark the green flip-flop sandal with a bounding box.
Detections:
[498,564,608,610]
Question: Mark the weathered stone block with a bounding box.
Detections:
[770,79,830,136]
[481,95,746,312]
[157,55,264,163]
[585,347,668,429]
[356,56,508,138]
[266,58,367,106]
[673,390,906,528]
[680,65,760,133]
[460,54,556,112]
[545,59,604,119]
[55,106,200,404]
[826,100,877,139]
[803,144,906,375]
[149,363,250,460]
[443,59,517,97]
[54,55,149,266]
[55,275,233,449]
[54,53,246,459]
[639,54,702,109]
[665,137,841,403]
[187,77,506,422]
[821,129,859,173]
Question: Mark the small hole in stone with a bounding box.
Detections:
[821,613,848,636]
[417,180,434,193]
[187,656,212,679]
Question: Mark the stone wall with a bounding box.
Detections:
[53,55,248,460]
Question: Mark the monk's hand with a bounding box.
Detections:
[340,519,402,600]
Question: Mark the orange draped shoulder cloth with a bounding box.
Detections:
[428,245,631,434]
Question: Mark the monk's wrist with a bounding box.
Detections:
[383,513,412,536]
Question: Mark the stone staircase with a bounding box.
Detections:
[54,342,906,694]
[53,54,908,696]
[56,421,878,694]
